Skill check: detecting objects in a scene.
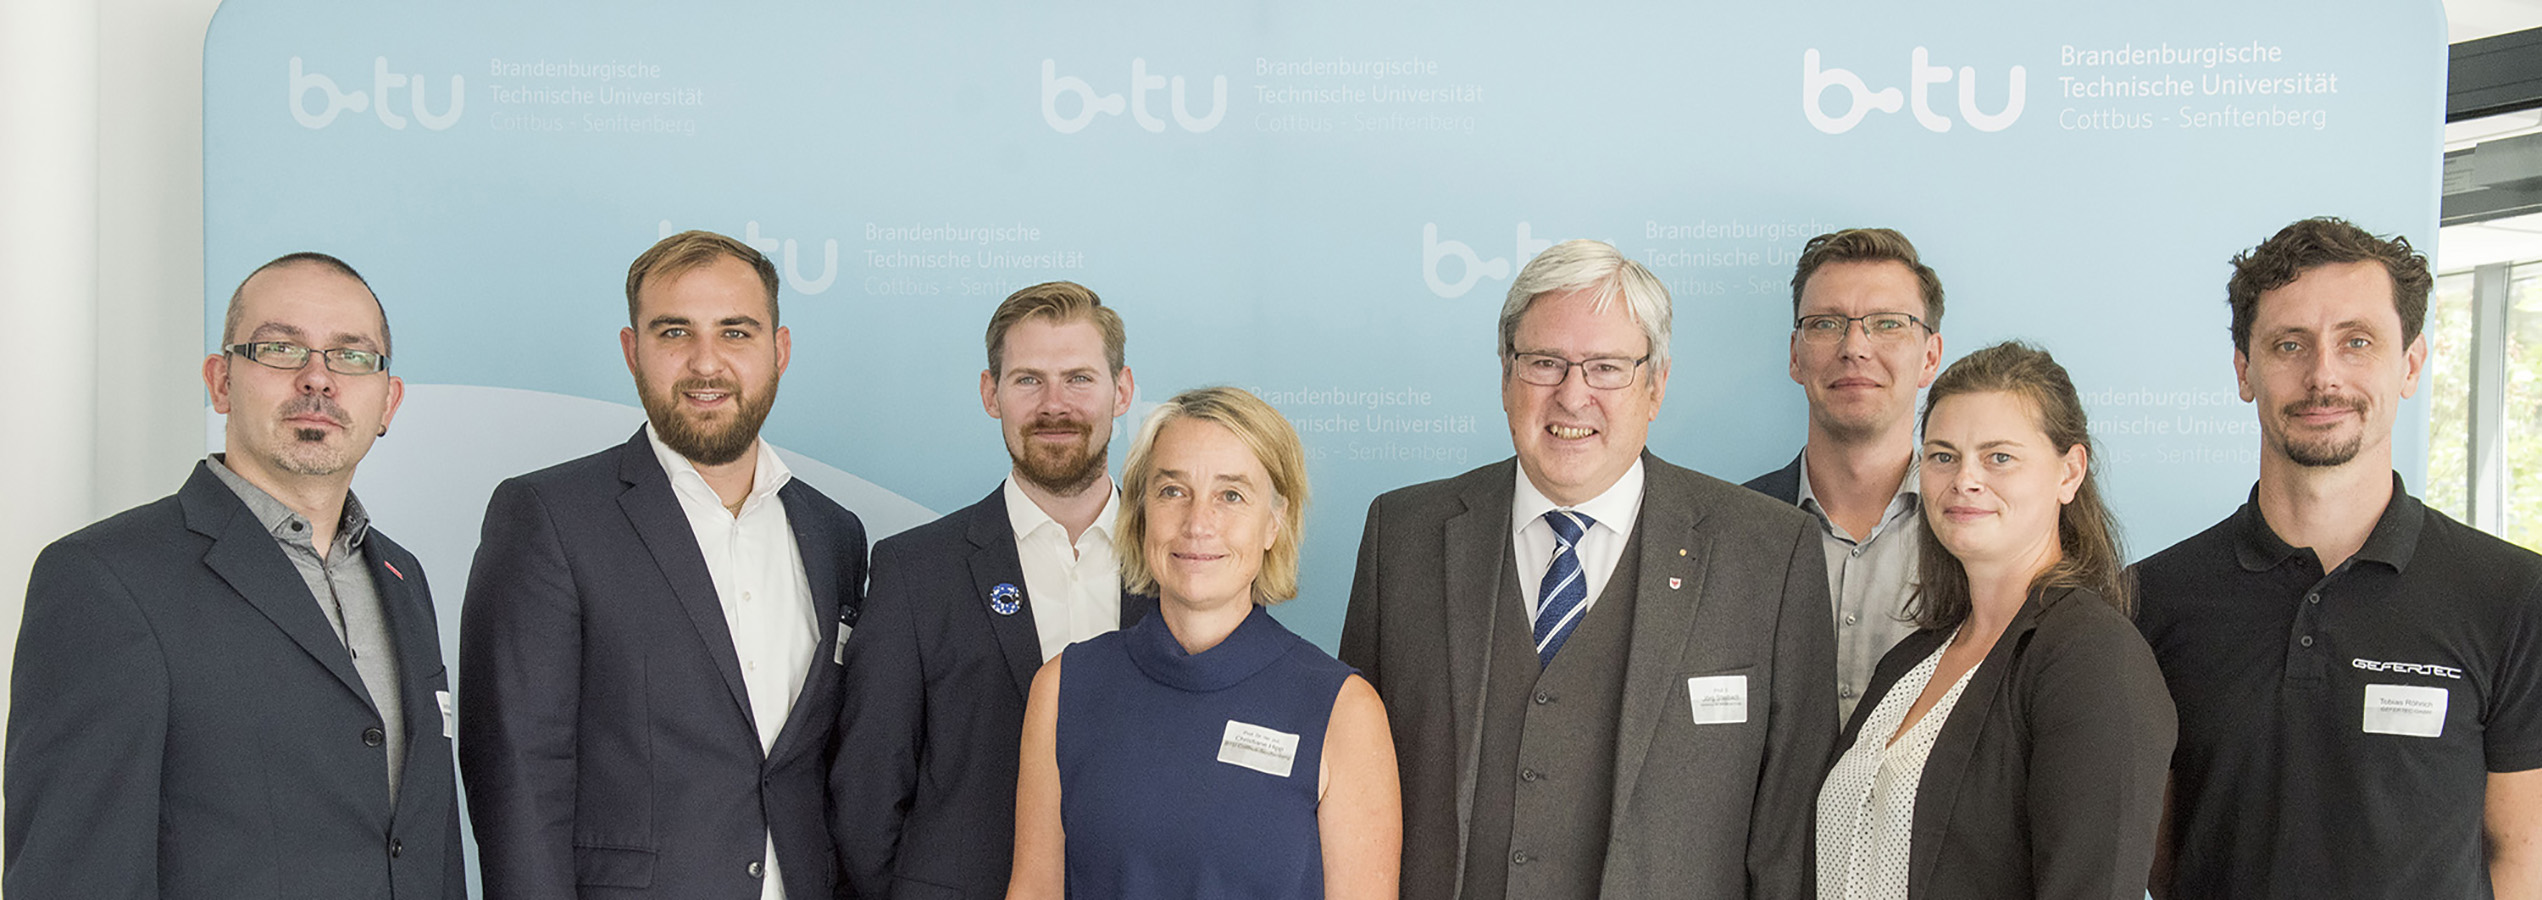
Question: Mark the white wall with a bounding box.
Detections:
[0,0,222,860]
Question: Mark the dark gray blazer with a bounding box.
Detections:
[1743,452,1806,506]
[830,489,1156,900]
[6,461,465,900]
[1339,453,1836,900]
[460,429,866,900]
[1832,587,2175,900]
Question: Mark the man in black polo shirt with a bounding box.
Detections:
[2135,217,2542,899]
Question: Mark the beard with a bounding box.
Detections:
[640,372,778,466]
[2275,392,2369,468]
[270,394,356,476]
[1009,415,1108,496]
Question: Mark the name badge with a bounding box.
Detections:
[2363,683,2448,738]
[1686,674,1749,725]
[436,690,456,739]
[1217,720,1301,778]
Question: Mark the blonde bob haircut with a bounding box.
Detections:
[1116,386,1310,606]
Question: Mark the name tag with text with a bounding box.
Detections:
[1686,674,1749,725]
[1218,720,1301,777]
[2362,683,2448,738]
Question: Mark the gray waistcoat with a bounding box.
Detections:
[1460,525,1643,900]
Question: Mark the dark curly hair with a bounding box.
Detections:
[2225,217,2430,352]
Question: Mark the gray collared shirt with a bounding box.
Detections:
[207,455,406,800]
[1797,456,1922,724]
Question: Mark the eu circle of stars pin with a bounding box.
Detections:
[989,582,1022,616]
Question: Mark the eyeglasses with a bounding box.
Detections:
[226,342,390,376]
[1794,312,1932,344]
[1509,352,1649,390]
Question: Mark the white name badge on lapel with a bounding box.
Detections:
[2363,683,2448,737]
[1686,675,1749,725]
[436,690,456,739]
[1217,720,1301,777]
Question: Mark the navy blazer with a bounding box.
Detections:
[1830,587,2176,900]
[460,429,867,900]
[1742,451,1805,506]
[6,461,465,900]
[831,488,1156,900]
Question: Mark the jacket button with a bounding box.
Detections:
[747,860,764,878]
[1511,851,1530,866]
[1520,768,1541,783]
[389,838,402,858]
[362,727,385,747]
[1532,693,1553,705]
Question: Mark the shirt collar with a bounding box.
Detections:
[2233,471,2423,574]
[644,422,793,511]
[204,453,370,550]
[1795,451,1921,520]
[1513,457,1646,536]
[1002,472,1120,545]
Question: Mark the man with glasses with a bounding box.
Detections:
[460,231,867,900]
[1742,227,1945,722]
[8,253,464,899]
[1341,239,1834,900]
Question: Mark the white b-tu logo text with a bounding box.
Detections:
[1423,223,1551,299]
[1801,48,2023,134]
[290,56,464,130]
[1041,59,1228,134]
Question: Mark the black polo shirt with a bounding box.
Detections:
[2134,475,2542,899]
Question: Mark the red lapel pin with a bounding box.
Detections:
[383,560,405,581]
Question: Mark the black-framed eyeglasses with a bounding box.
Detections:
[1793,312,1933,344]
[226,342,390,375]
[1509,352,1649,390]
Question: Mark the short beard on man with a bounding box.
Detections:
[1011,415,1108,496]
[642,373,778,466]
[271,393,356,477]
[2277,393,2367,468]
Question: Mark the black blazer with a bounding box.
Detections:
[459,429,867,900]
[1742,452,1805,506]
[1830,587,2176,900]
[6,461,464,900]
[831,488,1156,900]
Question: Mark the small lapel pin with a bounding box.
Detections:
[1668,576,1683,590]
[989,583,1022,616]
[383,560,405,581]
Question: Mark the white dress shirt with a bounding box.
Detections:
[646,425,815,900]
[1511,458,1647,619]
[1003,474,1124,662]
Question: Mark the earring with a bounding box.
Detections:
[376,426,388,437]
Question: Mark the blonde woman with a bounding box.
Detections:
[1007,387,1400,900]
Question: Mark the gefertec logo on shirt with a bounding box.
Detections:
[2351,657,2465,680]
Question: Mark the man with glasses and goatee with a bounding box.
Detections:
[1742,227,1948,723]
[7,252,464,899]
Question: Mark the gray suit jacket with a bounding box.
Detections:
[1339,452,1836,900]
[6,462,465,900]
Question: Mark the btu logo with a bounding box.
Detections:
[1423,223,1551,299]
[290,57,464,130]
[1040,59,1227,134]
[1801,48,2024,134]
[657,220,839,296]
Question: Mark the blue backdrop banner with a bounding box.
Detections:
[206,0,2442,672]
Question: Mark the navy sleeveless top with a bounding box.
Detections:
[1057,603,1357,900]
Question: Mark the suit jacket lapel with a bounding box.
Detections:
[182,463,375,712]
[764,483,846,762]
[958,495,1049,701]
[1907,592,2047,897]
[1611,459,1713,809]
[369,536,446,819]
[1442,465,1512,836]
[615,431,759,732]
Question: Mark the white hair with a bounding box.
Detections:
[1496,238,1672,372]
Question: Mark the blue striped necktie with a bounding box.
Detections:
[1533,510,1595,667]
